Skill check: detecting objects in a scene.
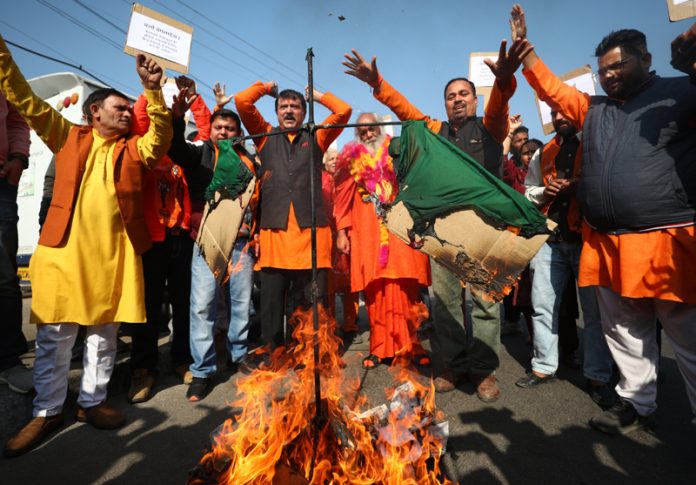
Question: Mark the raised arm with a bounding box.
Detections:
[310,87,352,151]
[133,54,173,168]
[0,35,71,153]
[482,38,533,143]
[511,4,590,128]
[176,75,211,141]
[168,89,204,172]
[189,94,211,141]
[234,81,274,149]
[343,50,440,131]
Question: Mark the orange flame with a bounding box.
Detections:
[190,307,453,484]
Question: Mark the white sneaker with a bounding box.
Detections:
[0,365,34,394]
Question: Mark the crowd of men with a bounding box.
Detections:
[0,3,695,460]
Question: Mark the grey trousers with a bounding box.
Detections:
[430,258,501,375]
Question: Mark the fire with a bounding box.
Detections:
[189,307,453,484]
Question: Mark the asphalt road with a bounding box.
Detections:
[1,297,694,484]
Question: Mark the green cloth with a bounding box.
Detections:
[205,140,254,204]
[390,121,549,238]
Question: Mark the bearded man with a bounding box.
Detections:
[334,113,431,369]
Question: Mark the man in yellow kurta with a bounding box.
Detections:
[0,35,172,457]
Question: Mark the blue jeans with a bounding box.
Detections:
[0,180,26,371]
[529,241,613,382]
[189,238,254,378]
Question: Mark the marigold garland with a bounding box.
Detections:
[337,137,397,268]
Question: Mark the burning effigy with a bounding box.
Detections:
[188,307,452,485]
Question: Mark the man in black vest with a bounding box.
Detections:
[343,38,532,402]
[235,81,351,355]
[512,4,696,434]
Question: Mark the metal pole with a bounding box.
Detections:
[306,47,323,482]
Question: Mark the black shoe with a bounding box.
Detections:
[588,382,618,408]
[186,377,212,402]
[561,351,582,369]
[515,372,554,388]
[589,398,655,435]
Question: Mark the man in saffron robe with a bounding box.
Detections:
[0,35,172,457]
[334,113,431,368]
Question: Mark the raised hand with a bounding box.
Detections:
[136,54,163,90]
[509,114,523,134]
[342,50,380,87]
[264,81,278,98]
[171,86,191,118]
[213,82,234,108]
[305,85,324,101]
[484,38,534,81]
[510,4,527,41]
[175,75,197,100]
[671,22,696,79]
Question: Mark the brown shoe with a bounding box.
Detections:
[128,369,155,403]
[76,403,125,429]
[433,370,464,393]
[471,373,500,402]
[4,414,64,457]
[174,364,193,385]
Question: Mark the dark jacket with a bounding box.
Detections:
[257,127,328,230]
[579,75,696,233]
[438,118,503,179]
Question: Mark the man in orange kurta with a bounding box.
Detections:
[235,83,351,351]
[343,40,531,401]
[334,113,431,368]
[512,5,696,434]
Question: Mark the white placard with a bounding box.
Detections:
[468,53,497,88]
[126,11,192,67]
[538,71,596,126]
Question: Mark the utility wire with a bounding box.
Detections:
[150,0,273,82]
[0,19,135,93]
[72,0,127,34]
[174,0,310,87]
[4,39,110,86]
[36,0,122,51]
[41,0,215,93]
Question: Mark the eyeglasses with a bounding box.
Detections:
[597,57,634,77]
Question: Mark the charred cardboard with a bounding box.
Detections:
[386,201,556,300]
[196,176,256,285]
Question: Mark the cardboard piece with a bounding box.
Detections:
[534,65,595,135]
[667,0,696,21]
[477,86,493,111]
[386,201,555,301]
[124,3,193,73]
[196,176,256,285]
[468,52,498,88]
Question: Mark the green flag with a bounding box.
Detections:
[205,139,254,205]
[390,121,549,238]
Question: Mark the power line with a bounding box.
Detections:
[172,0,310,87]
[35,0,122,51]
[0,19,136,92]
[150,0,277,82]
[37,0,215,93]
[72,0,126,34]
[4,38,109,86]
